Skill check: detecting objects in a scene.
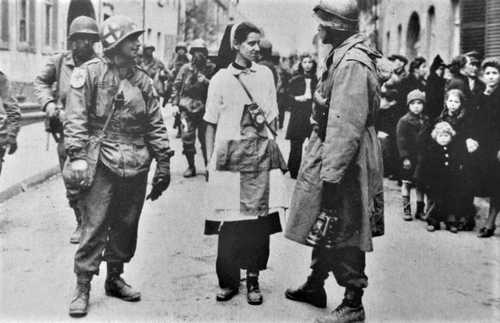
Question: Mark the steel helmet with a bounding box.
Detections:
[189,38,208,55]
[313,0,359,31]
[68,16,99,41]
[100,15,144,52]
[175,41,188,52]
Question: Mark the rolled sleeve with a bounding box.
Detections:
[34,54,61,110]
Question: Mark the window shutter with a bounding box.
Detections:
[0,0,8,47]
[28,0,35,50]
[460,0,486,56]
[485,0,500,58]
[52,1,58,48]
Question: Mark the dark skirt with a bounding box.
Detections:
[205,212,281,270]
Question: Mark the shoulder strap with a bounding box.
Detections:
[233,74,254,102]
[100,92,121,134]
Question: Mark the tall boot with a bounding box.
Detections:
[105,262,141,302]
[415,201,425,220]
[69,206,82,244]
[315,288,365,323]
[402,196,412,221]
[285,269,328,308]
[68,273,92,317]
[183,153,196,178]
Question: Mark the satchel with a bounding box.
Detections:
[62,92,121,191]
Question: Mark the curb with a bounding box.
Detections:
[0,166,60,203]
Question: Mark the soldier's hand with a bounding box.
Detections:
[45,102,59,119]
[7,142,17,155]
[146,175,171,201]
[71,159,90,187]
[403,158,411,170]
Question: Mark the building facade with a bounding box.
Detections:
[360,0,499,64]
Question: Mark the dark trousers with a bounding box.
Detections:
[287,139,304,179]
[74,164,148,275]
[216,221,271,289]
[181,110,206,163]
[311,246,368,290]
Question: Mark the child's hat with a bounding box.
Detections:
[431,121,456,140]
[407,89,426,105]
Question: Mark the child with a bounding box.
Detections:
[396,89,430,221]
[419,122,466,233]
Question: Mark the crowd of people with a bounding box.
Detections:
[377,51,500,237]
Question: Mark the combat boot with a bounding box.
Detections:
[285,270,328,308]
[68,274,92,317]
[246,273,263,305]
[183,153,196,178]
[315,288,365,323]
[415,201,425,220]
[402,196,412,221]
[105,263,141,302]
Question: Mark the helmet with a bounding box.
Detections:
[189,38,208,55]
[143,44,155,51]
[100,15,144,52]
[313,0,358,31]
[68,16,99,40]
[175,41,188,52]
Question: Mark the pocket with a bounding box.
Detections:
[96,83,116,117]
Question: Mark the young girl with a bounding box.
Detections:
[203,23,287,304]
[419,122,466,233]
[396,89,430,221]
[285,54,318,179]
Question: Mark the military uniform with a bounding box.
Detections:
[64,56,172,275]
[0,71,21,175]
[174,62,214,173]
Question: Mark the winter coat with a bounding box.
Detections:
[285,34,384,252]
[425,74,446,121]
[64,57,173,178]
[285,74,318,140]
[470,86,500,197]
[396,112,430,180]
[0,71,21,147]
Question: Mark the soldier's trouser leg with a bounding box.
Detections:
[196,117,207,165]
[74,164,147,275]
[311,246,367,290]
[181,111,196,156]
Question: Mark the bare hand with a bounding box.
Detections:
[466,138,479,153]
[295,95,306,102]
[403,158,411,170]
[45,102,59,118]
[197,74,208,83]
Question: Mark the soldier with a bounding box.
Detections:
[33,16,100,244]
[140,44,168,105]
[0,70,21,176]
[284,1,384,322]
[173,38,214,178]
[63,15,173,317]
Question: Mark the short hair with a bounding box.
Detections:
[409,56,426,73]
[431,121,456,140]
[444,88,465,103]
[233,22,261,46]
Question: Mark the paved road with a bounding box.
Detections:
[1,131,499,322]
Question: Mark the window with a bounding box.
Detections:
[157,31,162,57]
[147,28,152,43]
[426,6,436,59]
[0,0,9,49]
[17,0,35,52]
[397,24,402,54]
[386,31,391,54]
[43,0,58,50]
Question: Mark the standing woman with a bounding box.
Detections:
[286,54,318,179]
[204,22,287,305]
[474,58,500,237]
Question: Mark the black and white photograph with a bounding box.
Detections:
[0,0,499,322]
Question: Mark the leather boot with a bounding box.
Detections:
[402,196,412,221]
[285,270,328,308]
[315,288,365,323]
[246,274,263,305]
[415,201,425,220]
[68,274,92,317]
[105,263,141,302]
[183,153,196,178]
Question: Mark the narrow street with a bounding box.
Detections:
[1,126,499,322]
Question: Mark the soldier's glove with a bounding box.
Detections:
[63,159,90,189]
[147,160,171,201]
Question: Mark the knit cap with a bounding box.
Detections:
[431,121,456,140]
[407,89,426,105]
